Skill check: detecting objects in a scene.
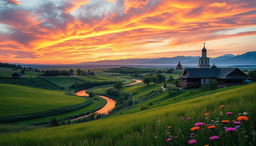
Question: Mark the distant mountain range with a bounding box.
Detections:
[78,51,256,66]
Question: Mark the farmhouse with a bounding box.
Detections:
[180,44,249,89]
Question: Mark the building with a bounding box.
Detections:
[176,61,183,70]
[180,44,248,89]
[12,72,23,78]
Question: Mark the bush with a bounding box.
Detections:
[113,81,124,90]
[248,70,256,81]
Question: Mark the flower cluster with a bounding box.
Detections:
[165,105,251,145]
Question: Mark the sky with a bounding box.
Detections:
[0,0,256,64]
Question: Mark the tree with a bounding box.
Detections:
[174,79,180,87]
[114,81,124,90]
[248,70,256,81]
[156,74,166,83]
[20,68,25,75]
[168,76,174,83]
[51,118,59,126]
[143,76,151,85]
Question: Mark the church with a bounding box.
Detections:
[180,44,249,89]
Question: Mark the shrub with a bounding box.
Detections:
[248,70,256,81]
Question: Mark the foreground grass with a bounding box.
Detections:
[0,83,255,145]
[0,84,86,118]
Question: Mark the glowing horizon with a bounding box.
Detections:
[0,0,256,64]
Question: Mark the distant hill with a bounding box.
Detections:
[79,51,256,66]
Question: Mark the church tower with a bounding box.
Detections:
[198,43,210,68]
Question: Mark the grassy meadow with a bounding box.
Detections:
[0,83,86,118]
[0,83,255,145]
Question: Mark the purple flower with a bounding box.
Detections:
[188,139,197,144]
[235,126,240,129]
[209,136,220,140]
[225,127,237,132]
[194,122,205,126]
[187,117,191,121]
[233,121,241,124]
[226,112,232,115]
[180,116,185,121]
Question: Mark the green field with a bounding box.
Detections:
[45,77,86,89]
[0,83,255,145]
[16,97,106,125]
[0,77,61,90]
[0,83,86,118]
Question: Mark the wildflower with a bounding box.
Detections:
[166,137,172,143]
[188,139,197,144]
[194,122,205,127]
[235,126,240,129]
[237,116,249,121]
[209,136,220,140]
[226,112,232,115]
[221,120,229,123]
[191,127,200,131]
[219,105,225,109]
[187,117,191,121]
[204,113,209,116]
[233,121,241,124]
[243,112,248,115]
[180,116,185,121]
[225,127,236,132]
[208,125,216,129]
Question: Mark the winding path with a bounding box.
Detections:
[72,79,142,121]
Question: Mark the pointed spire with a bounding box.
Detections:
[203,42,206,49]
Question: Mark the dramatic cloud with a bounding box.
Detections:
[0,0,255,64]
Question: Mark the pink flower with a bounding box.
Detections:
[188,139,197,144]
[194,122,205,126]
[233,121,241,124]
[226,112,232,115]
[225,127,236,132]
[166,137,172,142]
[209,136,220,140]
[187,117,191,121]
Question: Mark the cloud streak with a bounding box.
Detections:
[0,0,255,64]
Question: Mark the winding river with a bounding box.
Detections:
[72,79,142,121]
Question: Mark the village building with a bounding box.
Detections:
[180,44,249,89]
[176,61,183,70]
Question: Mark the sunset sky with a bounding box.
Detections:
[0,0,256,64]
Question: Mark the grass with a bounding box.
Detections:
[15,97,106,125]
[0,67,41,78]
[0,77,61,90]
[0,83,254,145]
[45,77,86,89]
[123,83,162,100]
[0,83,86,118]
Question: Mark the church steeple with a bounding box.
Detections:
[198,43,210,68]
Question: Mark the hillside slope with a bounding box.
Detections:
[0,83,255,145]
[0,84,86,118]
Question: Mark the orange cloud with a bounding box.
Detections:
[0,0,255,64]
